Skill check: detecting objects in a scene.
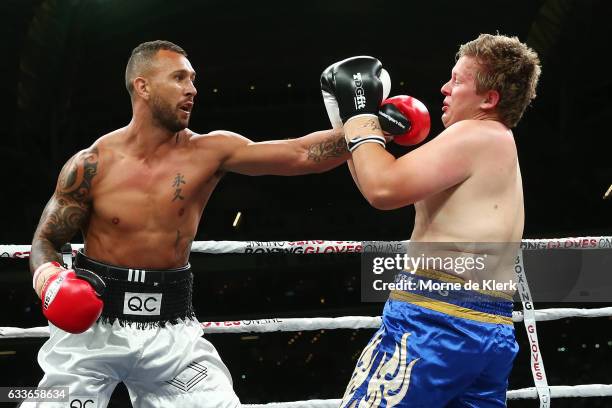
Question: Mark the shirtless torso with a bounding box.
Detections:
[411,123,523,245]
[410,120,524,287]
[78,129,227,269]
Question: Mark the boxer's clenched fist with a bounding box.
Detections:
[34,262,105,333]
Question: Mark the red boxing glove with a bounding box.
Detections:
[377,95,431,146]
[41,268,105,334]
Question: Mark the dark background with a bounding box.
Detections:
[1,0,611,407]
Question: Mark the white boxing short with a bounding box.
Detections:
[21,319,239,408]
[22,251,240,408]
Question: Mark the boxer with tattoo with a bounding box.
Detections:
[28,40,351,408]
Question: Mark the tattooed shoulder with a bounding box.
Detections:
[57,146,99,203]
[29,147,99,268]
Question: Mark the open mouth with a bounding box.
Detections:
[178,101,193,114]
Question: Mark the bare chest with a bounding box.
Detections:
[413,167,523,241]
[90,157,221,232]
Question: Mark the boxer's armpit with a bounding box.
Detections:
[306,133,347,163]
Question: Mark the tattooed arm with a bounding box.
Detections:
[214,129,349,176]
[30,147,98,274]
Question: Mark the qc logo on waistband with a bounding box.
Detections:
[123,292,163,315]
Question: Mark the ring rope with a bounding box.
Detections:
[1,236,611,258]
[241,384,612,407]
[190,236,612,254]
[2,306,612,338]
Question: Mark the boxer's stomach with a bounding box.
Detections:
[82,208,201,269]
[408,179,523,296]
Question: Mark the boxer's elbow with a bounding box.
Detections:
[364,187,397,210]
[363,179,416,210]
[359,175,391,209]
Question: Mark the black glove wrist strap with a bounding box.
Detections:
[347,135,386,152]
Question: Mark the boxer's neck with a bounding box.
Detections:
[125,109,178,159]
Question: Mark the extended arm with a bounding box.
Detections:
[219,128,348,176]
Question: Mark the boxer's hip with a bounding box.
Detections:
[389,268,514,325]
[74,250,195,327]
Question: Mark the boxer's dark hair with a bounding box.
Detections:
[457,34,541,128]
[125,40,187,98]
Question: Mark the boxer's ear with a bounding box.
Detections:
[480,89,500,110]
[134,77,150,100]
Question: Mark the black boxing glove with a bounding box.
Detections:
[321,56,391,151]
[321,56,391,126]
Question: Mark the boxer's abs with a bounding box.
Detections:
[84,223,198,270]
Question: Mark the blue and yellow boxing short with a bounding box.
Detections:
[341,269,518,408]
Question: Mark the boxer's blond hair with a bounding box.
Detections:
[125,40,187,98]
[457,34,541,128]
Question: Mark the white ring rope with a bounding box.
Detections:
[1,236,611,258]
[241,384,612,407]
[191,236,612,254]
[2,307,612,338]
[507,384,612,399]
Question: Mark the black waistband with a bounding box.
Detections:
[74,250,191,283]
[74,250,195,327]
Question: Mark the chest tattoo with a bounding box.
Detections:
[172,173,186,202]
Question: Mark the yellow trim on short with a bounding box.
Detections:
[390,290,514,325]
[406,269,514,301]
[477,289,514,301]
